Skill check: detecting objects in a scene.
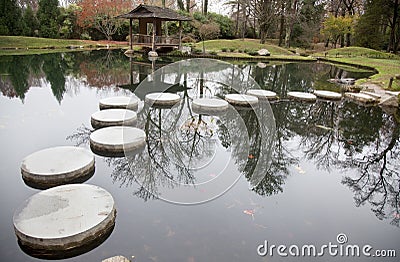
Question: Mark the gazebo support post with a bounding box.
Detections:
[129,18,133,50]
[152,20,156,52]
[179,21,182,50]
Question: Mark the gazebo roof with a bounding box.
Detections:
[117,4,191,21]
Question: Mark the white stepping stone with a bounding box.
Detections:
[287,91,317,102]
[313,90,342,100]
[192,98,229,115]
[345,92,378,104]
[224,94,258,106]
[13,184,116,251]
[21,146,95,189]
[91,109,137,129]
[145,92,181,107]
[99,96,139,111]
[90,126,146,157]
[246,89,278,100]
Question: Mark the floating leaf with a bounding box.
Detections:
[243,209,255,220]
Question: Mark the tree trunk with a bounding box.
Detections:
[388,0,399,52]
[278,2,285,47]
[177,0,184,11]
[242,3,247,40]
[186,0,190,12]
[235,2,240,37]
[203,0,208,15]
[284,0,298,48]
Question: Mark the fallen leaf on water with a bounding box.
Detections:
[226,203,235,209]
[243,209,255,220]
[254,223,267,229]
[166,226,175,237]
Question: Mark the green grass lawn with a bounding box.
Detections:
[194,39,294,55]
[313,46,399,60]
[312,47,400,90]
[324,57,400,90]
[0,36,128,55]
[0,36,89,49]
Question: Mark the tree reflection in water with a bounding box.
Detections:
[63,54,398,225]
[283,99,400,227]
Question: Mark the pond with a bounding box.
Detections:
[0,50,399,261]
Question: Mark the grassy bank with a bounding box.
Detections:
[192,39,315,61]
[313,47,400,90]
[194,39,294,55]
[0,36,128,55]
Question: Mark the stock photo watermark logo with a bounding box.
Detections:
[257,233,397,258]
[123,58,276,205]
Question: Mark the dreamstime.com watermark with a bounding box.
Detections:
[257,233,397,258]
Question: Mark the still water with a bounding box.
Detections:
[0,50,399,261]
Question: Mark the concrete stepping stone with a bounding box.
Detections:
[90,126,146,157]
[145,92,181,107]
[313,90,342,100]
[287,91,317,102]
[99,96,139,111]
[21,146,95,189]
[13,184,116,254]
[224,94,258,107]
[246,89,278,100]
[192,98,229,115]
[91,109,137,129]
[345,92,378,104]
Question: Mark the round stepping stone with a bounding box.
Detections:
[145,92,181,107]
[192,98,229,115]
[246,89,278,100]
[21,146,95,189]
[224,94,258,107]
[90,126,146,157]
[99,96,139,111]
[13,184,116,253]
[287,91,317,102]
[91,109,137,129]
[313,90,342,100]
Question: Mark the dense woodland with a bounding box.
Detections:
[0,0,399,53]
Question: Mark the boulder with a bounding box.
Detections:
[257,49,271,56]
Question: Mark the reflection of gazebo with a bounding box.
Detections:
[117,4,191,52]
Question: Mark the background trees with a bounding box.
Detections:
[0,0,398,53]
[0,0,24,35]
[76,0,133,40]
[37,0,60,38]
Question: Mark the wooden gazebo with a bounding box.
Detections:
[117,4,191,52]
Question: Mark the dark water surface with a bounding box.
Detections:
[0,50,399,261]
